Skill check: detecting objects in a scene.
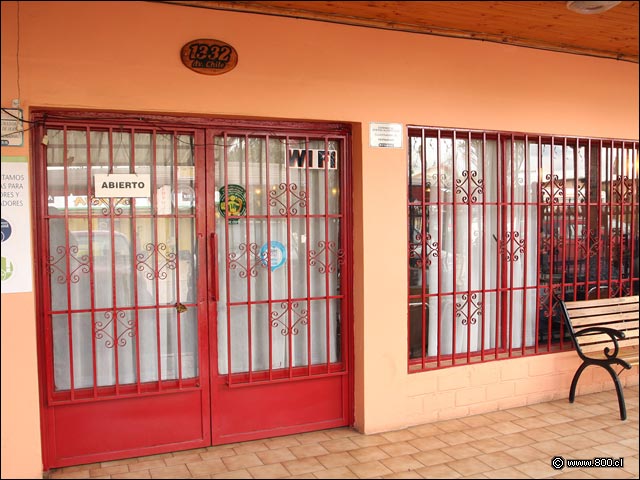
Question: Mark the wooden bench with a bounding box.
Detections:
[560,295,639,420]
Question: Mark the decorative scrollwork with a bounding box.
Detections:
[91,197,131,216]
[95,310,135,348]
[499,231,526,262]
[541,174,564,204]
[269,183,308,215]
[271,301,308,336]
[228,242,265,278]
[309,240,344,274]
[455,170,484,203]
[612,176,633,204]
[136,243,176,280]
[456,293,482,326]
[47,244,90,284]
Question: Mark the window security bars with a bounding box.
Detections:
[408,127,639,371]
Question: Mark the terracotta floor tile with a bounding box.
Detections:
[348,446,390,463]
[211,469,251,479]
[347,460,394,478]
[481,466,532,479]
[554,433,601,450]
[324,428,361,440]
[440,444,482,460]
[475,451,521,470]
[164,453,204,466]
[282,457,325,476]
[437,431,476,446]
[263,436,302,450]
[221,452,263,471]
[459,414,496,428]
[49,471,93,479]
[232,441,269,455]
[434,419,469,433]
[382,471,423,479]
[294,431,333,445]
[521,426,561,442]
[408,436,449,452]
[472,438,511,454]
[316,451,360,469]
[379,441,420,457]
[88,464,130,477]
[489,421,527,435]
[502,445,546,463]
[550,471,597,479]
[415,464,463,478]
[593,442,638,457]
[465,426,503,440]
[379,454,425,472]
[512,417,552,430]
[512,459,559,478]
[148,464,192,479]
[185,459,228,477]
[289,443,330,459]
[446,457,494,477]
[111,471,152,479]
[530,438,575,456]
[247,462,291,479]
[256,447,297,465]
[507,406,541,419]
[380,429,418,443]
[411,449,456,467]
[313,465,359,478]
[320,437,361,453]
[350,434,389,448]
[495,432,536,448]
[127,459,168,472]
[407,423,446,438]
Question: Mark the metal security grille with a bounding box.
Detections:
[408,127,638,371]
[211,132,350,386]
[38,122,202,403]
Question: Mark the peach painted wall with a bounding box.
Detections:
[1,1,638,477]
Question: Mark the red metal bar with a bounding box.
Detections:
[596,140,604,296]
[62,126,76,398]
[285,135,294,378]
[108,127,122,392]
[630,144,638,295]
[152,130,162,388]
[243,135,253,382]
[522,134,530,356]
[508,135,515,356]
[451,131,457,364]
[323,136,331,371]
[421,129,427,368]
[466,132,472,363]
[304,135,312,375]
[223,133,232,385]
[130,128,142,393]
[265,135,274,381]
[436,129,442,368]
[480,132,487,361]
[173,132,183,386]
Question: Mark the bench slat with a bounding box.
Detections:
[578,336,639,351]
[564,295,639,309]
[580,345,639,365]
[574,320,639,332]
[570,313,639,327]
[566,304,638,318]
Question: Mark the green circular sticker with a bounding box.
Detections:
[218,184,247,219]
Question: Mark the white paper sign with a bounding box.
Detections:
[1,156,33,293]
[369,122,403,148]
[1,108,23,147]
[94,173,151,198]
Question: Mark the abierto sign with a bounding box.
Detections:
[94,173,151,198]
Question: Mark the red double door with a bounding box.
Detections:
[34,114,353,468]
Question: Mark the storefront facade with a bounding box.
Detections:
[1,1,638,477]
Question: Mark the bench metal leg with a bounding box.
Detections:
[569,362,589,403]
[602,364,627,421]
[570,362,627,420]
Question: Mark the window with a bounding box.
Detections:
[408,127,638,371]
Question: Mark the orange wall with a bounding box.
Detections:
[1,1,638,477]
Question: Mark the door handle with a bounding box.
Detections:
[210,232,220,301]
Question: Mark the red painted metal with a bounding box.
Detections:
[408,126,639,371]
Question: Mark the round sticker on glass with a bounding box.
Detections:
[260,241,287,271]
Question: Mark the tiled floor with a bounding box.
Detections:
[48,385,639,479]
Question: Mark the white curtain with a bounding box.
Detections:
[49,130,198,391]
[215,136,340,374]
[427,138,538,357]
